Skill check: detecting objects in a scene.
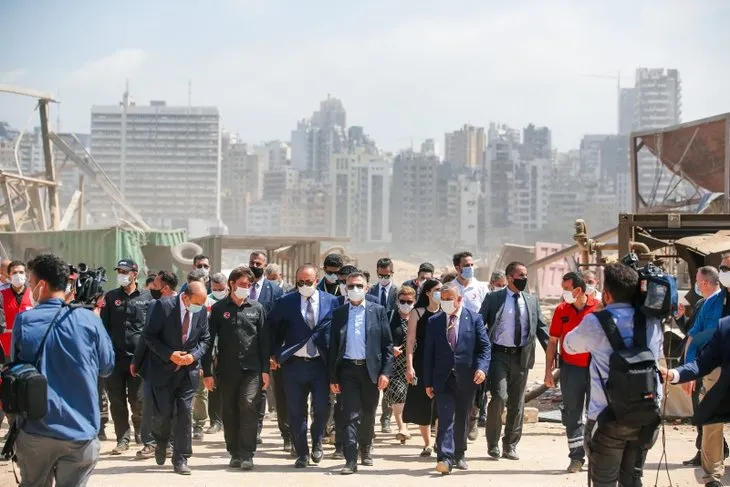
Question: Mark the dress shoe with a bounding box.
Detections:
[205,422,222,434]
[155,445,166,466]
[682,452,701,466]
[311,445,324,464]
[332,448,344,460]
[488,446,500,459]
[455,458,468,470]
[136,445,155,459]
[381,421,392,434]
[502,449,519,460]
[295,456,309,468]
[240,457,254,471]
[174,463,191,475]
[436,460,452,475]
[229,457,242,468]
[341,462,358,475]
[705,481,722,487]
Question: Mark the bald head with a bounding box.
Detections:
[183,280,208,307]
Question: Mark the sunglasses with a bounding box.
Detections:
[378,274,392,279]
[398,299,414,305]
[347,284,365,290]
[720,266,730,272]
[196,264,210,269]
[296,280,315,287]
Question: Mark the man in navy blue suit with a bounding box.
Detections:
[144,280,211,475]
[424,282,491,475]
[269,264,339,468]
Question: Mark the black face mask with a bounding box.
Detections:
[250,266,264,279]
[513,278,528,292]
[150,289,162,300]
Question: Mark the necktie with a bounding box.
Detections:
[306,297,317,356]
[182,310,190,343]
[380,286,387,306]
[447,314,457,351]
[250,283,258,301]
[513,293,522,347]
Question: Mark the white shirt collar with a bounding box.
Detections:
[301,290,320,305]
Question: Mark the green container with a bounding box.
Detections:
[0,227,187,290]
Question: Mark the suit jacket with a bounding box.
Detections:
[675,317,730,425]
[269,290,339,364]
[368,283,398,313]
[255,278,284,317]
[423,308,491,394]
[317,278,342,296]
[143,296,211,386]
[478,288,549,370]
[329,300,394,385]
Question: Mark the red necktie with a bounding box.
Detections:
[182,310,190,343]
[447,314,457,351]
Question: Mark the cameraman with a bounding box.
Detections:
[563,263,663,487]
[12,254,114,486]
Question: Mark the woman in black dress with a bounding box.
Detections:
[403,279,442,456]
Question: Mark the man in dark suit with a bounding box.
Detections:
[269,264,339,468]
[665,317,730,487]
[424,282,490,475]
[144,280,211,475]
[479,261,549,461]
[248,250,284,444]
[317,253,344,296]
[329,272,394,475]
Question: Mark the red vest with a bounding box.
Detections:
[1,287,33,356]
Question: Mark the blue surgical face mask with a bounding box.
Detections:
[461,266,474,280]
[187,303,204,314]
[694,282,702,296]
[431,291,441,303]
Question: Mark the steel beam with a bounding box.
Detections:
[1,180,17,231]
[28,185,47,231]
[0,84,57,102]
[39,100,61,229]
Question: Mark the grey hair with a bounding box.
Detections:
[265,263,281,277]
[581,269,597,280]
[187,269,207,283]
[210,272,227,285]
[490,270,506,282]
[698,266,720,286]
[440,282,462,297]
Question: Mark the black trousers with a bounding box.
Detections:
[486,351,529,451]
[106,357,143,443]
[152,371,196,467]
[220,371,262,460]
[339,363,379,463]
[208,386,222,426]
[585,418,659,487]
[272,367,290,440]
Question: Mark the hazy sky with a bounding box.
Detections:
[1,0,728,152]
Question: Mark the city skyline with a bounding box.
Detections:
[1,1,729,152]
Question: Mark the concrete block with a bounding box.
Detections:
[502,406,539,424]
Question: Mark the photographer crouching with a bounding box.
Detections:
[6,254,115,486]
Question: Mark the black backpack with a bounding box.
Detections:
[594,309,660,427]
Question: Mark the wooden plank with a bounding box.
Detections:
[39,100,61,229]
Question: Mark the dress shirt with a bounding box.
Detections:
[344,302,367,360]
[493,288,528,347]
[295,291,320,358]
[179,294,191,342]
[563,303,663,421]
[457,278,490,314]
[446,307,463,348]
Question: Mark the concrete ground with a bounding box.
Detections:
[0,419,724,487]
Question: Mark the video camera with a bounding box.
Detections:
[620,252,678,320]
[70,263,107,307]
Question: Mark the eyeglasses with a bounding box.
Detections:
[347,284,365,290]
[296,280,315,287]
[196,264,210,269]
[398,299,414,305]
[720,266,730,272]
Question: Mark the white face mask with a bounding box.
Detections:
[379,277,391,287]
[65,283,72,295]
[198,267,210,278]
[441,300,457,315]
[212,290,228,300]
[10,273,26,288]
[562,290,577,304]
[585,284,596,295]
[347,287,366,303]
[117,274,131,287]
[720,271,730,289]
[30,283,42,307]
[338,283,347,295]
[235,287,250,300]
[298,285,316,298]
[492,285,506,292]
[324,273,338,284]
[398,302,414,315]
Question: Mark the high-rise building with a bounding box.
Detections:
[262,167,299,202]
[579,135,607,183]
[632,68,683,205]
[90,95,221,228]
[521,124,552,160]
[444,124,485,169]
[391,150,440,246]
[330,149,391,243]
[279,178,331,236]
[618,88,636,135]
[290,96,348,180]
[443,174,480,248]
